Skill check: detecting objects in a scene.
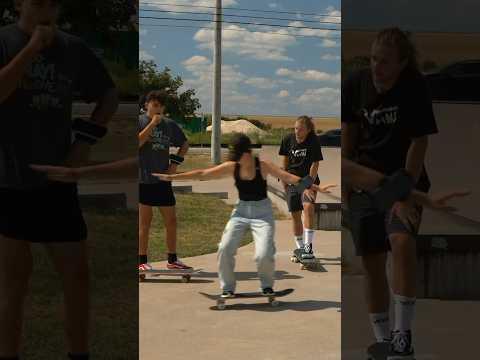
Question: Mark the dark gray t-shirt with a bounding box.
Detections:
[0,24,114,189]
[138,114,187,184]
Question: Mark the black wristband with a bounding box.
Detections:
[72,118,108,145]
[371,169,415,211]
[294,175,314,194]
[169,154,185,165]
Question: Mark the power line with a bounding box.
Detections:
[139,16,341,32]
[139,1,341,18]
[141,22,341,39]
[139,8,341,25]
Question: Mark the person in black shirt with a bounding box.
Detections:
[279,116,323,260]
[342,28,438,359]
[0,1,118,359]
[155,134,334,297]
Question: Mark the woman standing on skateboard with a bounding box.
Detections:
[154,134,335,298]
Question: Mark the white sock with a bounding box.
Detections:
[304,228,315,246]
[294,235,303,249]
[369,312,390,342]
[394,294,416,332]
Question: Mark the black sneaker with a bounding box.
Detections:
[388,330,415,360]
[221,291,235,298]
[366,341,390,360]
[262,287,274,295]
[301,243,315,260]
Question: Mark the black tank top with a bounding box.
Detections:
[234,157,267,201]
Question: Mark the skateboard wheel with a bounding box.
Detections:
[270,300,279,307]
[139,274,146,282]
[291,256,299,263]
[181,275,191,283]
[217,300,226,310]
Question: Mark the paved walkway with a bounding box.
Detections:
[139,145,341,360]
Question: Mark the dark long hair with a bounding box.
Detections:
[228,133,252,162]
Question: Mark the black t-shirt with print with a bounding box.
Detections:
[279,132,323,180]
[0,24,115,189]
[342,67,438,192]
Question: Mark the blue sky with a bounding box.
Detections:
[139,0,341,116]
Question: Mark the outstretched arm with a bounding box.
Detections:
[30,157,137,182]
[154,161,236,182]
[261,160,336,193]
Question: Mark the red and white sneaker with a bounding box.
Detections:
[167,260,192,270]
[138,263,153,271]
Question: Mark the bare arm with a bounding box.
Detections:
[154,161,236,182]
[66,87,119,166]
[309,161,319,180]
[139,115,160,148]
[262,160,302,184]
[0,25,55,104]
[30,157,137,182]
[405,136,428,182]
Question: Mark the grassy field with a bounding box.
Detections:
[148,193,287,262]
[23,209,138,359]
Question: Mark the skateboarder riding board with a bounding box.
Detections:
[155,133,335,298]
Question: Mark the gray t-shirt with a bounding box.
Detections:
[138,114,187,184]
[0,24,115,189]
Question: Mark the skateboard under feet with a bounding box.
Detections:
[200,288,294,310]
[138,268,202,283]
[290,254,318,270]
[366,342,416,360]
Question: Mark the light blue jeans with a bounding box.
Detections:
[218,198,276,292]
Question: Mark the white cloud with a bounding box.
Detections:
[295,87,340,115]
[276,68,340,83]
[317,6,341,24]
[152,44,157,49]
[182,55,263,111]
[140,50,154,61]
[321,53,340,60]
[144,0,238,13]
[268,3,278,9]
[245,77,277,89]
[193,25,296,61]
[321,39,339,48]
[277,90,290,98]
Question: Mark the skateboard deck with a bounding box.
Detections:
[200,288,294,310]
[366,342,415,360]
[366,342,389,360]
[291,249,318,270]
[138,268,202,283]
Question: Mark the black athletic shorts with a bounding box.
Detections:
[348,190,422,256]
[139,181,176,207]
[0,182,87,243]
[286,176,320,213]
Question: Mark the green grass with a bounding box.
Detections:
[186,128,288,146]
[23,209,138,359]
[147,193,287,262]
[147,193,253,262]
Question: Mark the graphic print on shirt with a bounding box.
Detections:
[151,126,170,151]
[292,148,307,158]
[20,55,72,111]
[360,105,400,151]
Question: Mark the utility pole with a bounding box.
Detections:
[211,0,222,164]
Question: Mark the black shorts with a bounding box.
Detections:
[286,176,320,213]
[0,183,87,243]
[139,182,176,207]
[348,191,422,256]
